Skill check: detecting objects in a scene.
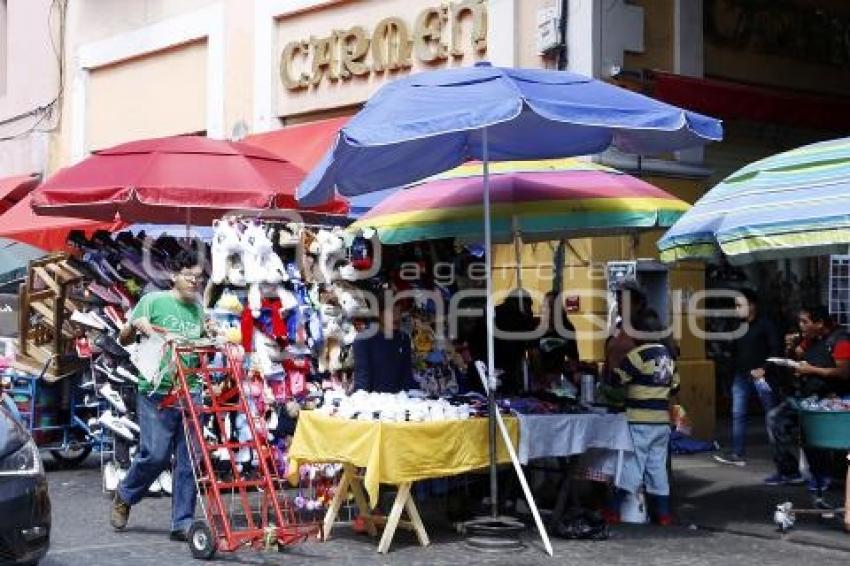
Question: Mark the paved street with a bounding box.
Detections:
[40,452,850,566]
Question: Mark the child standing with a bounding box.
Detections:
[610,309,679,526]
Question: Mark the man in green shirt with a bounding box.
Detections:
[110,251,206,541]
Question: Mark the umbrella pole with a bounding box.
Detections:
[482,126,498,520]
[466,129,532,555]
[512,215,530,392]
[512,215,524,289]
[554,239,565,295]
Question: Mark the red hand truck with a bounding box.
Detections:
[161,341,319,560]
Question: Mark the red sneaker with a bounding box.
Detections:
[654,514,674,527]
[600,508,620,525]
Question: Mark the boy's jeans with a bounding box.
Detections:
[766,400,800,476]
[117,393,198,533]
[731,371,777,457]
[620,424,671,496]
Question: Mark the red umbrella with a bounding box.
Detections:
[31,135,348,224]
[243,116,350,172]
[0,192,125,251]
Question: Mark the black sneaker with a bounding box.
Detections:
[169,529,189,542]
[110,493,131,530]
[95,334,130,359]
[713,451,747,467]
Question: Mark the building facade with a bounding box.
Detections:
[0,0,61,178]
[6,0,848,438]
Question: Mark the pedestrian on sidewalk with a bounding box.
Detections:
[756,316,809,486]
[607,309,679,526]
[792,306,850,496]
[605,280,647,380]
[715,288,782,467]
[109,250,211,542]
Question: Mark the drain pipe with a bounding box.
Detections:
[558,0,568,71]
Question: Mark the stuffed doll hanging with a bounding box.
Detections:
[211,218,244,284]
[241,220,288,317]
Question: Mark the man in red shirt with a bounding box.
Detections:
[794,306,850,495]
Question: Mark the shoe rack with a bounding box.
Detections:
[15,253,86,381]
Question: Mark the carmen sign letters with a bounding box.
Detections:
[280,0,488,90]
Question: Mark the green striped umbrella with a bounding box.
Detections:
[658,137,850,264]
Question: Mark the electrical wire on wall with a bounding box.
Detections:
[0,0,67,142]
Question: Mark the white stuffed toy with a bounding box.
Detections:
[341,321,358,346]
[241,221,288,317]
[241,221,284,283]
[331,283,367,318]
[310,229,347,282]
[227,254,246,287]
[318,316,345,373]
[262,237,288,286]
[211,219,244,284]
[338,264,357,282]
[278,223,301,247]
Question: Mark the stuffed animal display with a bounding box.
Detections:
[318,390,472,422]
[208,218,382,484]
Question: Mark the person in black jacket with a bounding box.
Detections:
[715,288,782,467]
[535,291,580,388]
[494,289,537,395]
[352,297,416,393]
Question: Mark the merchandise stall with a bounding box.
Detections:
[15,134,356,505]
[0,227,209,478]
[265,227,639,549]
[6,229,216,483]
[334,155,695,499]
[287,407,519,553]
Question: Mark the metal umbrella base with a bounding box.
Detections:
[464,515,526,551]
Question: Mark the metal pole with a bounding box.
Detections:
[513,215,530,392]
[512,215,523,290]
[554,239,566,295]
[482,126,498,519]
[475,362,553,556]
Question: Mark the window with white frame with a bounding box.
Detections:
[829,255,850,328]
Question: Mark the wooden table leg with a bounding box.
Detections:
[377,482,411,554]
[322,468,351,541]
[345,464,378,537]
[403,487,430,547]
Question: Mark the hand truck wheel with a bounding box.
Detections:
[188,520,216,560]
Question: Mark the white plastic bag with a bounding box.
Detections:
[131,333,171,392]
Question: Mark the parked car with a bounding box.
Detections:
[0,397,50,564]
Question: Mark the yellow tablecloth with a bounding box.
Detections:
[287,411,518,508]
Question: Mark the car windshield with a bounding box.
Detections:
[0,400,28,459]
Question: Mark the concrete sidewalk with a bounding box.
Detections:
[672,425,850,552]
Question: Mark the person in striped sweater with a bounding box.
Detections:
[610,308,679,526]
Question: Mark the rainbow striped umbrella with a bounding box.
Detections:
[350,158,691,244]
[658,137,850,264]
